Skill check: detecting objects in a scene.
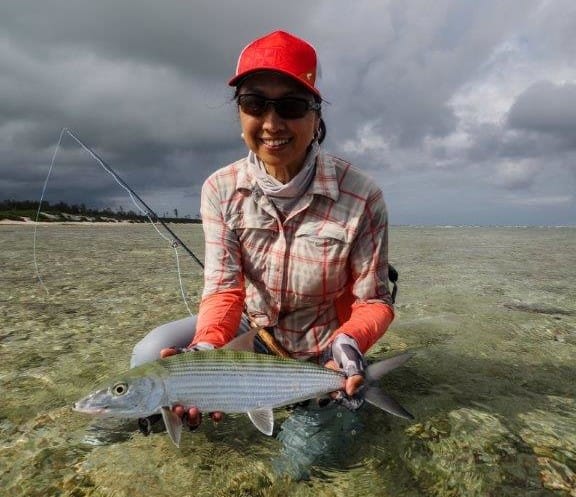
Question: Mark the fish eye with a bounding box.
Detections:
[111,382,129,396]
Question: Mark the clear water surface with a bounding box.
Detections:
[1,224,575,496]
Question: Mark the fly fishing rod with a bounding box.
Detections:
[42,129,290,356]
[43,129,398,357]
[63,128,204,269]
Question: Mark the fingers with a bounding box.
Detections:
[324,360,338,371]
[345,374,365,397]
[185,407,202,429]
[172,405,202,430]
[172,405,187,418]
[160,347,179,359]
[209,412,224,423]
[171,405,223,430]
[324,360,365,397]
[324,360,348,398]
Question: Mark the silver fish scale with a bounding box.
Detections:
[158,350,344,412]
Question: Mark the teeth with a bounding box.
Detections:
[262,138,289,146]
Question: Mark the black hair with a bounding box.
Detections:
[316,117,326,144]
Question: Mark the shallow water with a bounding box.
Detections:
[1,224,575,496]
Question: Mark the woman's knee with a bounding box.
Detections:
[130,316,198,368]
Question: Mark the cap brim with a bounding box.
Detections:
[228,68,321,98]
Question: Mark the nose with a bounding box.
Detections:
[261,105,284,132]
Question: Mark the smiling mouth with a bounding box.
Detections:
[260,138,291,147]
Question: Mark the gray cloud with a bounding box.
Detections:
[319,0,539,148]
[0,0,574,224]
[0,1,307,74]
[508,81,576,143]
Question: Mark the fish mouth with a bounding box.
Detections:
[73,403,108,415]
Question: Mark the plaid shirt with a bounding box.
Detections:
[199,152,393,359]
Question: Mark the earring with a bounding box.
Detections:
[240,132,245,139]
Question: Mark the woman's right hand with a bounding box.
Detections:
[160,347,224,429]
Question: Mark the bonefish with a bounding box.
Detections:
[74,349,413,447]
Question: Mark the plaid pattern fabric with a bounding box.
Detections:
[201,152,393,359]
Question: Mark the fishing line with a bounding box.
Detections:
[33,127,66,296]
[36,128,274,339]
[34,128,200,315]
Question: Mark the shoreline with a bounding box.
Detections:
[1,219,573,229]
[0,217,200,226]
[0,219,138,226]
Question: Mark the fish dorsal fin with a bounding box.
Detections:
[364,388,414,420]
[161,406,183,447]
[247,408,274,436]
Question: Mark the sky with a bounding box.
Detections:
[1,0,575,225]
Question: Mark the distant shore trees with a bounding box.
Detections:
[0,200,201,223]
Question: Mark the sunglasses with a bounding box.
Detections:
[237,93,321,119]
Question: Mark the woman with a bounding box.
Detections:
[132,30,395,429]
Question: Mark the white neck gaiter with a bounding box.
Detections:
[247,141,320,216]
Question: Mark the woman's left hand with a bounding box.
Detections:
[324,334,366,398]
[324,359,365,396]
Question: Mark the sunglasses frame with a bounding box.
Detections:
[237,93,321,119]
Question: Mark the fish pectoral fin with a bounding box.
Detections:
[364,388,414,420]
[161,406,183,447]
[247,408,274,436]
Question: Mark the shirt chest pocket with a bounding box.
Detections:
[293,221,352,275]
[227,212,279,249]
[291,221,351,300]
[295,220,350,247]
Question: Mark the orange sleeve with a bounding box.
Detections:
[332,301,394,353]
[190,287,245,348]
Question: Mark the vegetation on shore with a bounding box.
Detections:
[0,200,201,224]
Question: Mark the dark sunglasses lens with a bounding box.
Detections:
[238,95,267,116]
[238,95,310,119]
[274,98,309,119]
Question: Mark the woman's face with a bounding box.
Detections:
[237,72,320,177]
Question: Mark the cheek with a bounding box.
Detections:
[303,114,320,138]
[239,115,258,142]
[294,118,318,143]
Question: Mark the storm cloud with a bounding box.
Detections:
[1,0,574,224]
[508,81,576,142]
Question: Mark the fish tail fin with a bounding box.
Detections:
[365,351,414,382]
[364,386,414,420]
[364,351,414,420]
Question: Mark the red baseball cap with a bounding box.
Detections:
[229,30,321,98]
